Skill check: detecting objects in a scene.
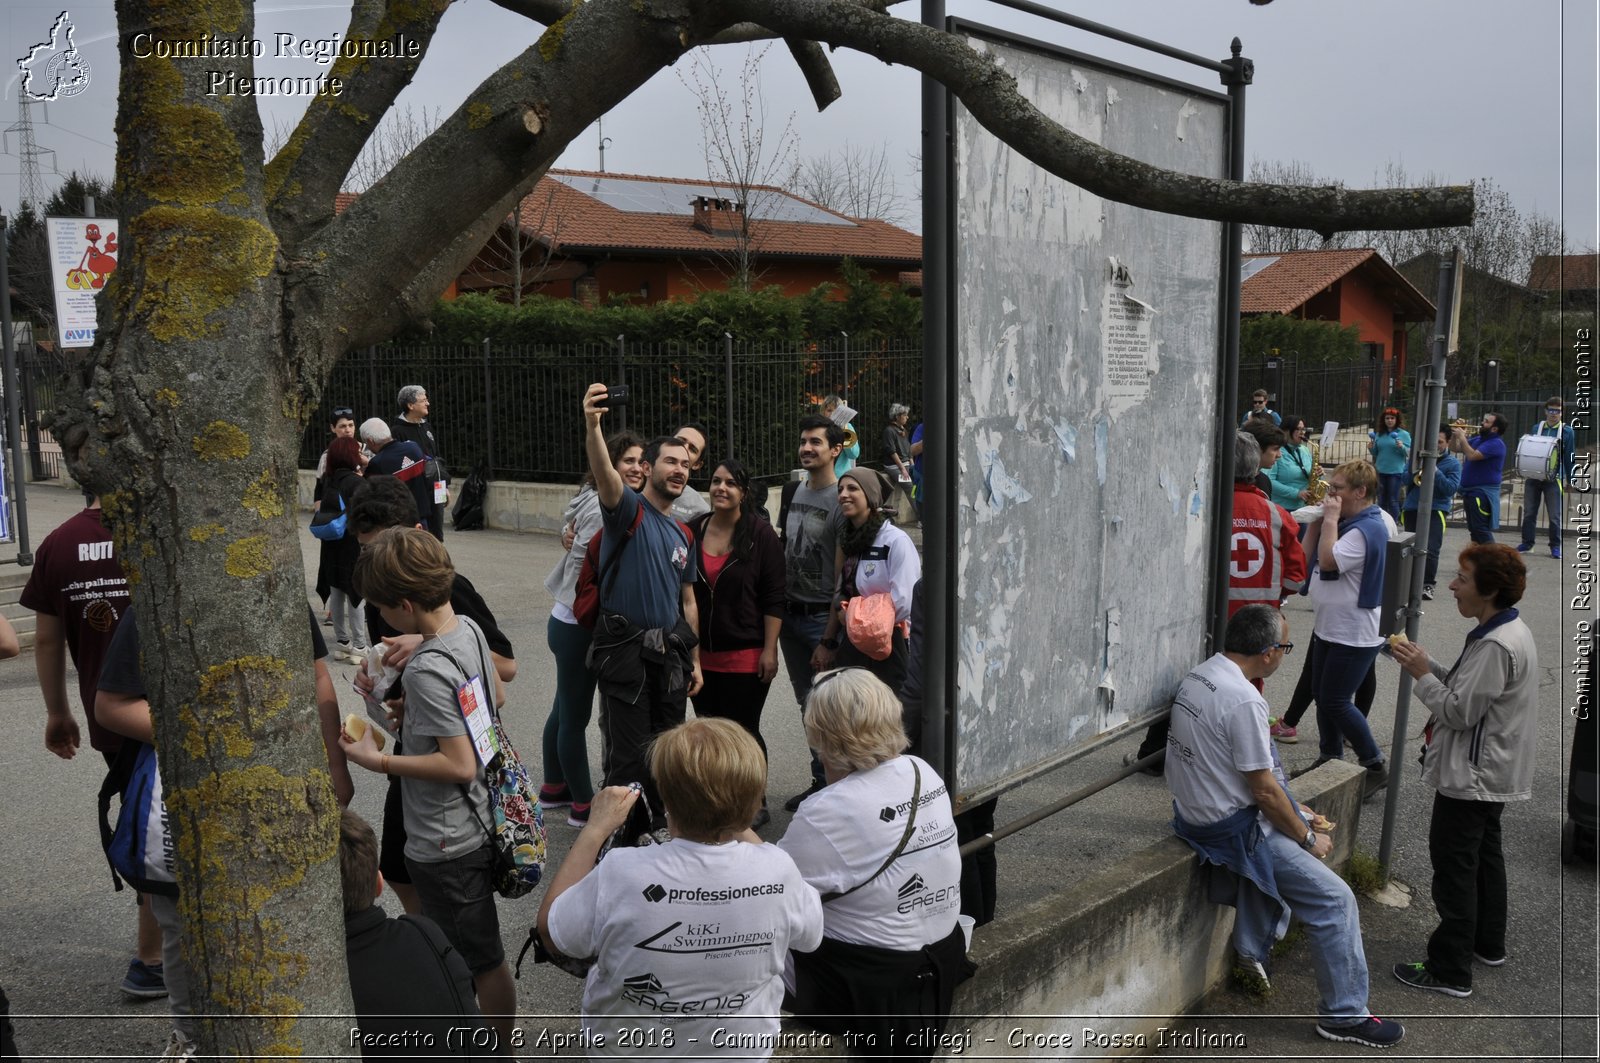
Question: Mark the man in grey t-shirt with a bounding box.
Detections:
[780,414,846,809]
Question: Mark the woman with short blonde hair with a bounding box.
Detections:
[779,668,972,1060]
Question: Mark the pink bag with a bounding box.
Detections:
[842,593,899,661]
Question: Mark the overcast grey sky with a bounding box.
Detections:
[4,0,1596,271]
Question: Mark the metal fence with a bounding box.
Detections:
[1239,357,1385,430]
[302,338,924,483]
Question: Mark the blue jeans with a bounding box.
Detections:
[1311,639,1384,764]
[1401,509,1448,587]
[1233,829,1372,1026]
[1377,473,1405,521]
[1519,478,1563,549]
[778,609,828,786]
[1462,486,1495,543]
[542,615,596,804]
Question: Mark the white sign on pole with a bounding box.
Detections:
[45,216,119,348]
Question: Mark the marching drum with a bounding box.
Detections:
[1515,433,1560,480]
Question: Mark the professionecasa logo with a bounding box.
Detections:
[641,883,667,903]
[18,11,92,101]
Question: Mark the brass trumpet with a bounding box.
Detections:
[842,425,859,451]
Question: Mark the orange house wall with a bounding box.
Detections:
[1337,277,1409,378]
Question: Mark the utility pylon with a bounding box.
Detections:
[4,96,54,213]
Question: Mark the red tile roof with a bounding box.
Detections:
[516,169,921,265]
[1527,253,1598,292]
[1242,248,1434,320]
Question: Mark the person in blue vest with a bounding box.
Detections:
[1516,396,1576,560]
[1401,425,1464,601]
[1450,413,1508,544]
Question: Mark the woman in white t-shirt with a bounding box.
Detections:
[538,718,822,1060]
[778,668,973,1060]
[1301,460,1391,793]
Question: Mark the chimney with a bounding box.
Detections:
[692,195,743,236]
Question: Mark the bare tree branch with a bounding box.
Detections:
[482,0,570,23]
[734,0,1475,234]
[300,0,691,350]
[783,38,842,110]
[264,0,452,247]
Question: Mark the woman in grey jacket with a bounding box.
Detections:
[1388,543,1537,999]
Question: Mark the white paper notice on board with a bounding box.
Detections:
[1102,258,1157,418]
[45,216,119,348]
[1320,421,1341,450]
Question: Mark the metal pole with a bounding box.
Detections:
[1378,249,1460,878]
[840,331,850,406]
[919,0,951,784]
[0,212,33,564]
[481,337,495,479]
[723,332,734,461]
[1211,40,1251,652]
[615,334,626,433]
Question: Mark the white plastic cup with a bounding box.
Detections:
[957,914,975,952]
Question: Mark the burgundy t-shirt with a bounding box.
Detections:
[19,507,131,753]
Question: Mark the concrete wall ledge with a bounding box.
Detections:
[776,759,1368,1059]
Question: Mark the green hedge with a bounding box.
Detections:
[1241,315,1361,365]
[415,259,922,349]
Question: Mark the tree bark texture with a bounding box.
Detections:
[54,0,1475,1052]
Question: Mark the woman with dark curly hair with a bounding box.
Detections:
[688,459,785,828]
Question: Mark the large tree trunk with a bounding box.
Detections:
[54,1,353,1053]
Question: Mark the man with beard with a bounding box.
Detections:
[581,383,703,843]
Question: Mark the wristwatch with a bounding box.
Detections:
[1301,829,1317,851]
[820,634,841,651]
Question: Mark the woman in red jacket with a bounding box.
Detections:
[688,459,786,829]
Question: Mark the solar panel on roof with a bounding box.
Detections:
[1240,256,1280,282]
[552,174,854,227]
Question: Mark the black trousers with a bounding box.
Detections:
[692,669,772,764]
[1426,792,1506,987]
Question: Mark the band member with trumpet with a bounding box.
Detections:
[1450,414,1509,544]
[1401,425,1463,601]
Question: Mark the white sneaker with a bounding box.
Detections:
[160,1030,198,1060]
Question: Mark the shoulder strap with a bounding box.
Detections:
[820,760,922,904]
[597,503,647,608]
[398,915,477,1019]
[778,480,801,543]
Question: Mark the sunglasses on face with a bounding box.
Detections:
[332,407,354,418]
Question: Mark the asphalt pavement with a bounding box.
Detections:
[0,481,1593,1060]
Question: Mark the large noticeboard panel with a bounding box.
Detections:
[950,25,1229,803]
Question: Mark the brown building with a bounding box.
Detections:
[450,169,923,305]
[1242,248,1435,389]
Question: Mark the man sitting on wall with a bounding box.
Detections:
[1166,604,1404,1050]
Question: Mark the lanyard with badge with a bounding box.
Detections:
[428,633,501,768]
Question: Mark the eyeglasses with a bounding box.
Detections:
[1264,642,1294,655]
[1326,481,1348,493]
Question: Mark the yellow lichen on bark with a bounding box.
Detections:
[130,207,278,341]
[538,1,584,62]
[193,421,251,461]
[242,468,284,519]
[224,535,273,578]
[176,655,294,760]
[154,388,182,408]
[467,102,493,129]
[167,762,338,1050]
[189,523,226,542]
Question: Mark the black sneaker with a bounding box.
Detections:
[1316,1014,1405,1048]
[120,958,167,1000]
[1472,951,1507,966]
[1393,960,1471,997]
[1422,584,1435,600]
[783,780,824,812]
[751,805,771,831]
[1363,762,1389,799]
